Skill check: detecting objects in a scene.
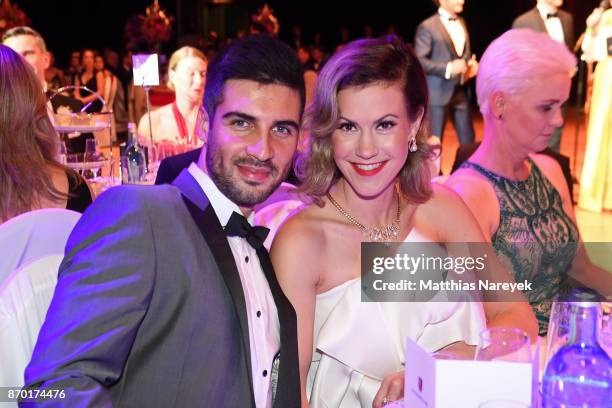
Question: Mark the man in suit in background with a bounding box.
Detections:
[513,0,575,152]
[415,0,478,146]
[23,35,303,408]
[2,26,83,115]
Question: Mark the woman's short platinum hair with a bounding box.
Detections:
[476,29,576,117]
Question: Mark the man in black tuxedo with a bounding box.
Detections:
[24,35,303,408]
[513,0,575,152]
[415,0,478,146]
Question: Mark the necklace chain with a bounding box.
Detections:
[326,191,401,242]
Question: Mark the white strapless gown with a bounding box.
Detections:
[306,278,486,407]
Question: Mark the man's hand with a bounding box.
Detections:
[465,55,479,80]
[449,58,468,76]
[372,371,404,408]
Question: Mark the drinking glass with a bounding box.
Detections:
[546,301,571,366]
[84,138,100,179]
[475,327,531,362]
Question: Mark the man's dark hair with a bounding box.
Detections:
[203,34,305,123]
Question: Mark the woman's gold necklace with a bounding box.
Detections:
[326,191,401,242]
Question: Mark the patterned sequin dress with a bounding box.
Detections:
[461,159,579,335]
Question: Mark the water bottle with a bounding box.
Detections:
[542,290,612,407]
[123,122,146,184]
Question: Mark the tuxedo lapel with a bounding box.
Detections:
[560,12,574,49]
[434,15,459,58]
[459,17,471,58]
[173,171,255,402]
[530,8,548,33]
[172,169,208,209]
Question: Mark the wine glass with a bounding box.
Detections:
[545,301,571,366]
[475,327,531,362]
[84,138,100,179]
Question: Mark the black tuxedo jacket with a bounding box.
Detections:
[512,7,575,50]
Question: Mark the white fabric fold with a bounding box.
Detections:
[308,278,485,407]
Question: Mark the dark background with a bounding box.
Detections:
[13,0,600,67]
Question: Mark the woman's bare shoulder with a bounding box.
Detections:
[274,202,328,246]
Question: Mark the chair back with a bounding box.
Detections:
[0,209,80,284]
[0,254,63,389]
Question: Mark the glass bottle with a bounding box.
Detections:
[542,293,612,407]
[123,122,146,184]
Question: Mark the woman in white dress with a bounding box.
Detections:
[271,36,537,408]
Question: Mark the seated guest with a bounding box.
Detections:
[0,45,92,223]
[23,35,303,407]
[138,46,207,160]
[73,49,105,112]
[446,29,611,336]
[271,36,537,407]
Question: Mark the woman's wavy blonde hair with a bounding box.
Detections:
[297,35,434,203]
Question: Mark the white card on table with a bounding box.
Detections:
[132,54,160,87]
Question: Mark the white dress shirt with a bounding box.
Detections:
[439,8,467,80]
[538,4,565,44]
[188,163,280,408]
[439,7,466,57]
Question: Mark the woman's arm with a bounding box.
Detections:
[270,215,320,408]
[534,155,612,298]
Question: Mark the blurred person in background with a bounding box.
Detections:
[137,46,207,159]
[2,26,50,91]
[2,26,83,141]
[73,49,105,113]
[578,1,612,213]
[415,0,478,147]
[94,54,128,144]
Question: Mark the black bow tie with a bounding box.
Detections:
[225,211,269,250]
[546,12,558,19]
[447,16,458,21]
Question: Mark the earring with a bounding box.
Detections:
[409,137,418,152]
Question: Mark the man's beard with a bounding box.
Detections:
[205,142,289,207]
